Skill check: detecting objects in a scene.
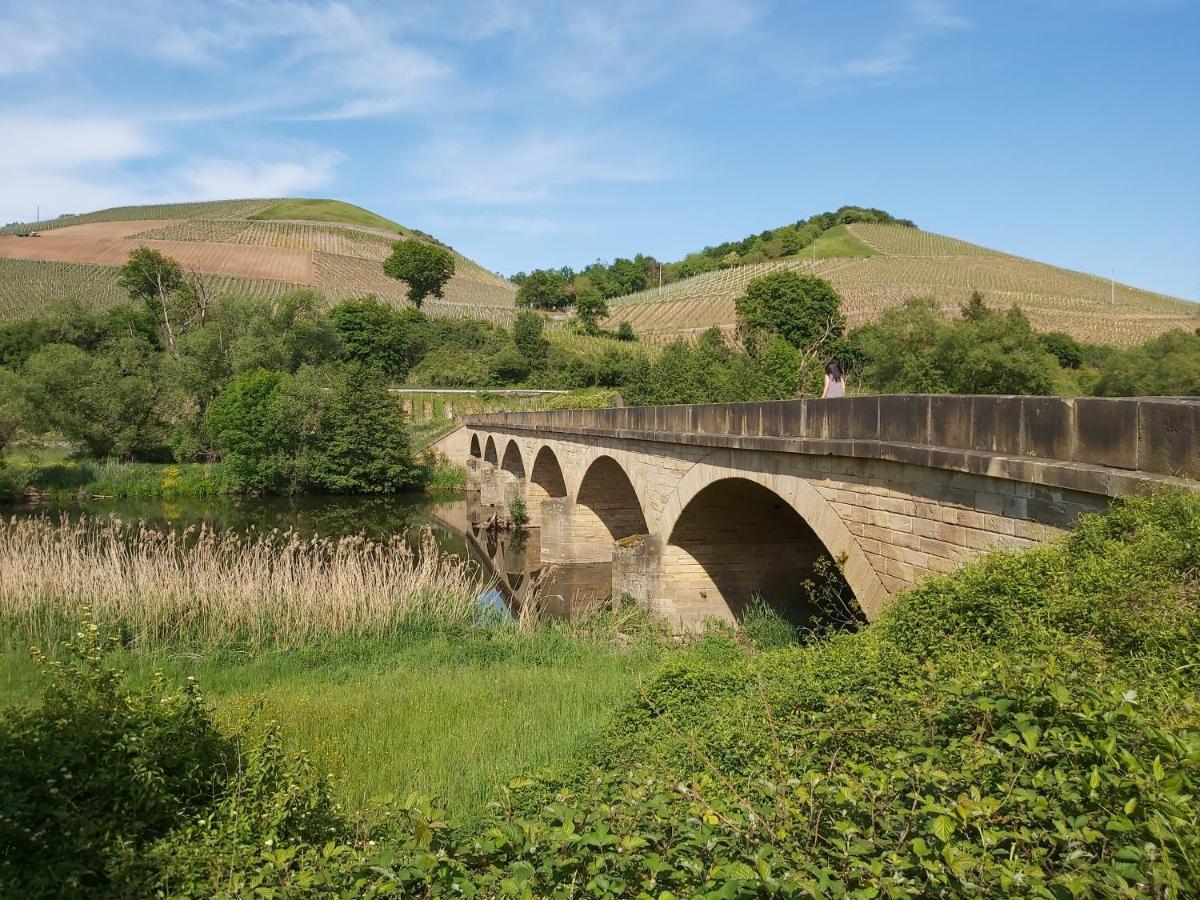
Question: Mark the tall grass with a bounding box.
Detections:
[0,516,491,650]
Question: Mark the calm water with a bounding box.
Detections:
[1,493,608,618]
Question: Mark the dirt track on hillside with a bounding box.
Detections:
[0,221,313,283]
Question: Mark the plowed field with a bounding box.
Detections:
[0,221,313,282]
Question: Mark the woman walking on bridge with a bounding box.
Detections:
[822,360,846,399]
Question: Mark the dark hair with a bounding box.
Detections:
[825,360,843,382]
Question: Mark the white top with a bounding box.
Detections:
[823,375,845,399]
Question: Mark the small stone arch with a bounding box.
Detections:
[659,449,888,619]
[469,433,482,458]
[500,440,525,479]
[483,436,498,465]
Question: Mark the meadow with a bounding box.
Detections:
[0,513,663,818]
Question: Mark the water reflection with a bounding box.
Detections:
[451,495,613,620]
[3,493,612,620]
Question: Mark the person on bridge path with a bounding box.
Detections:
[822,360,846,399]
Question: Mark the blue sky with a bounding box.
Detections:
[1,0,1197,299]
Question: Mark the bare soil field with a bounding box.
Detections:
[0,221,313,283]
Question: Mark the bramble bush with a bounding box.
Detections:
[2,491,1198,896]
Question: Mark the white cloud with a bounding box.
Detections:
[0,117,155,223]
[0,8,70,75]
[410,132,671,205]
[172,149,344,199]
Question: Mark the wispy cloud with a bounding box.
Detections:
[0,7,71,76]
[801,0,968,86]
[409,132,672,205]
[170,147,344,200]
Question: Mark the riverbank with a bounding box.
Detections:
[0,443,467,502]
[2,491,1196,896]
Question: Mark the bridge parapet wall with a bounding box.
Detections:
[467,395,1200,490]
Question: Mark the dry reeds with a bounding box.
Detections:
[0,515,494,649]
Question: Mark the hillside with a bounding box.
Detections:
[0,199,517,323]
[606,223,1199,346]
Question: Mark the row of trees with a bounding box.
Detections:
[510,206,914,308]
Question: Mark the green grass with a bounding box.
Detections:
[249,199,404,233]
[802,223,875,258]
[0,446,229,501]
[0,624,661,819]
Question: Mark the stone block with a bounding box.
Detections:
[779,400,808,438]
[1074,398,1138,469]
[929,395,974,450]
[1138,399,1200,478]
[878,395,929,444]
[971,396,1023,455]
[694,404,727,435]
[1021,397,1074,460]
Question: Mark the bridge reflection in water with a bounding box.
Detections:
[429,495,614,620]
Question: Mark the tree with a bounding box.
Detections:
[615,321,636,342]
[23,339,169,460]
[513,311,549,369]
[382,240,455,308]
[574,293,609,336]
[961,290,990,322]
[0,368,25,458]
[118,248,207,354]
[305,365,423,493]
[1038,331,1085,369]
[515,270,569,309]
[328,296,411,378]
[204,369,292,492]
[736,271,844,357]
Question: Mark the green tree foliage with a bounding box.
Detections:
[382,240,456,308]
[736,271,845,352]
[851,297,1065,395]
[328,295,413,378]
[1093,328,1200,396]
[23,338,169,460]
[515,269,570,309]
[512,310,549,369]
[1038,330,1085,369]
[0,368,26,458]
[574,292,610,335]
[118,247,208,353]
[205,365,422,494]
[615,321,636,342]
[305,365,423,493]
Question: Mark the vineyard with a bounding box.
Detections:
[0,199,280,235]
[0,198,518,320]
[605,224,1199,346]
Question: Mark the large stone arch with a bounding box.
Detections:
[662,478,846,624]
[573,455,650,554]
[469,433,482,458]
[526,445,569,528]
[563,444,656,514]
[483,435,498,465]
[658,449,889,619]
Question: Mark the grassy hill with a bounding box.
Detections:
[0,199,517,323]
[607,223,1199,347]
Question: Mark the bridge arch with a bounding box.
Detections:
[483,436,498,465]
[469,433,481,458]
[500,440,525,479]
[574,455,650,551]
[659,449,888,619]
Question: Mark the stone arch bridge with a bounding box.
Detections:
[464,395,1198,626]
